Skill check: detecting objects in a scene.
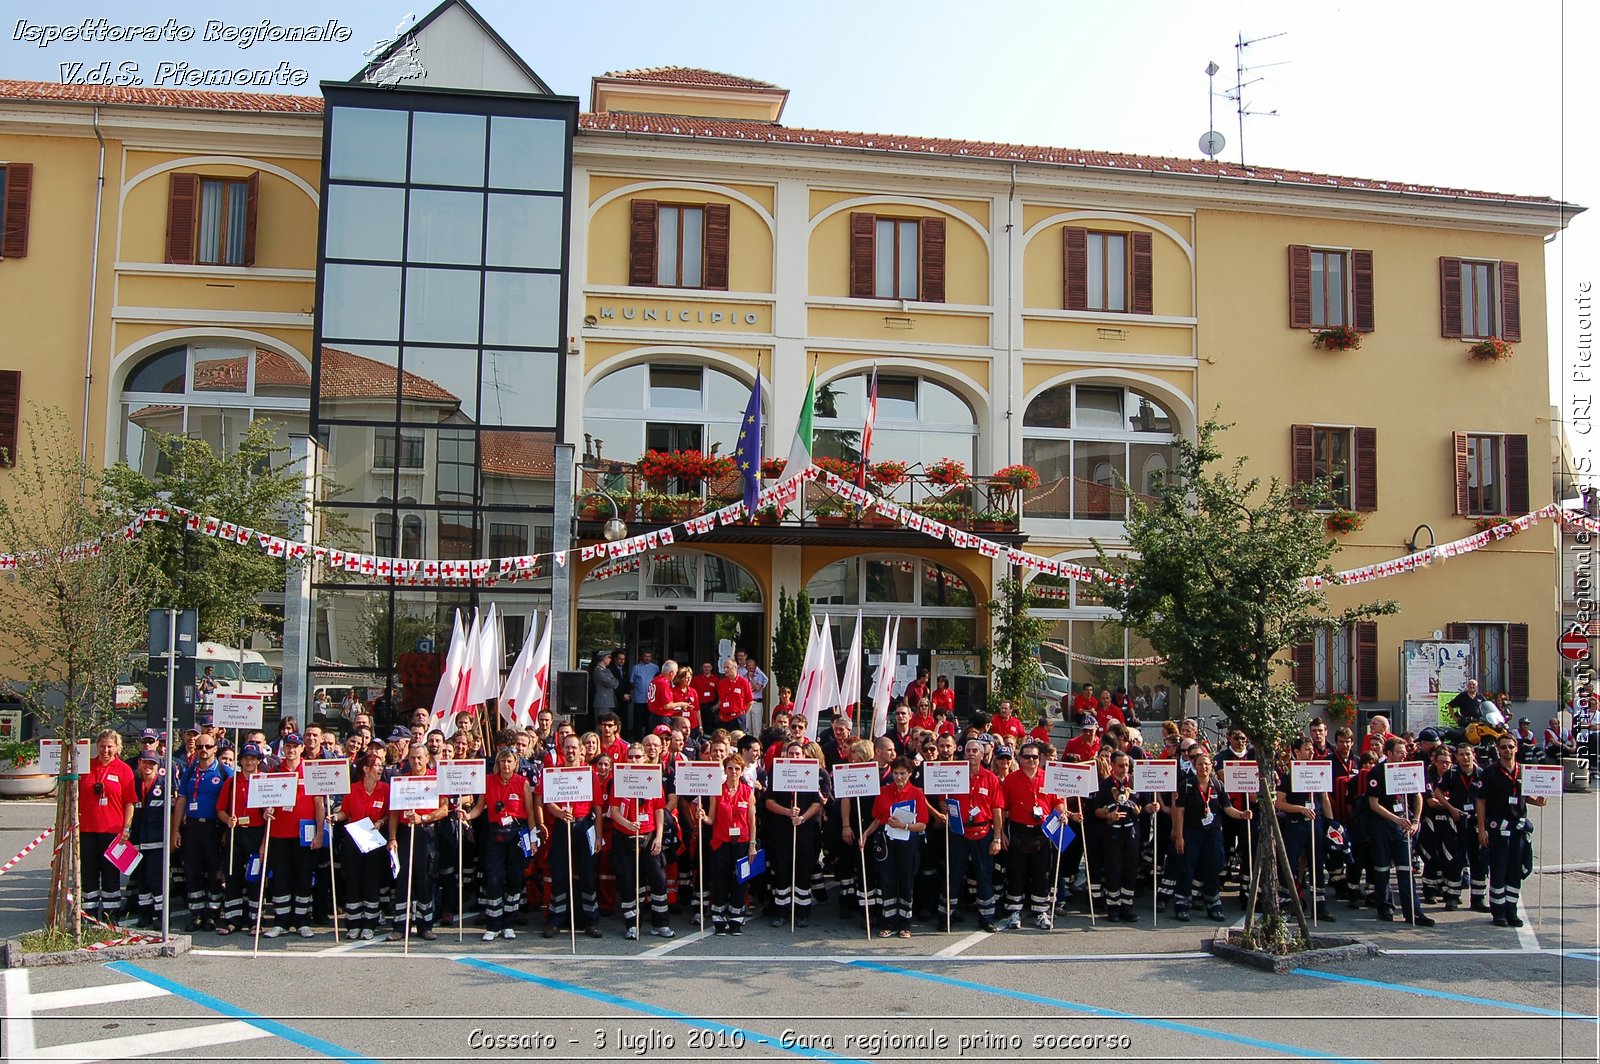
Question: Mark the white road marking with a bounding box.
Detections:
[31,1019,267,1063]
[3,969,36,1063]
[26,981,169,1012]
[640,929,710,956]
[1515,901,1541,952]
[933,931,989,957]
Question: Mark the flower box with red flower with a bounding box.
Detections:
[868,460,910,489]
[810,497,853,527]
[1310,325,1363,352]
[1324,509,1363,535]
[760,457,787,479]
[1472,515,1517,535]
[1324,692,1358,727]
[925,458,970,487]
[814,455,863,482]
[1467,337,1513,362]
[991,464,1041,491]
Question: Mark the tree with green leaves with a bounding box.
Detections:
[101,419,309,643]
[771,586,811,692]
[0,407,153,939]
[1095,417,1396,952]
[986,573,1052,717]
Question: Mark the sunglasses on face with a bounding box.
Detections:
[1020,754,1040,761]
[198,744,216,751]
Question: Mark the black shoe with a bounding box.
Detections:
[949,911,965,924]
[1122,908,1139,923]
[1174,909,1191,922]
[1208,910,1226,922]
[585,926,604,939]
[1443,897,1460,911]
[541,924,557,939]
[714,924,729,936]
[730,924,742,935]
[1377,910,1396,922]
[1492,915,1508,927]
[770,916,786,928]
[796,912,810,928]
[1315,908,1337,923]
[979,920,999,933]
[1506,914,1524,928]
[1471,900,1492,913]
[1413,914,1436,928]
[762,902,781,917]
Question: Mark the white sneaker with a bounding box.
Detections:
[501,928,516,940]
[625,926,638,940]
[1034,914,1053,931]
[263,926,284,938]
[650,926,676,939]
[359,927,374,940]
[1002,913,1021,930]
[298,926,315,938]
[482,930,497,942]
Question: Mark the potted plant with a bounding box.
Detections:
[1310,325,1363,352]
[576,493,620,521]
[752,503,789,526]
[971,508,1019,532]
[990,464,1041,492]
[918,500,972,527]
[1467,337,1514,362]
[699,452,737,482]
[814,455,863,482]
[1472,515,1517,535]
[638,450,680,489]
[1324,509,1363,534]
[810,498,853,527]
[0,739,55,799]
[760,457,787,480]
[926,458,970,487]
[867,460,910,490]
[1323,692,1358,729]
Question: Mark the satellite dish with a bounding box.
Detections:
[1198,130,1226,158]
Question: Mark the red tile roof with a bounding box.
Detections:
[319,347,458,405]
[0,79,323,113]
[602,67,778,90]
[578,112,1562,206]
[480,430,556,480]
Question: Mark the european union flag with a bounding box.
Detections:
[736,370,764,514]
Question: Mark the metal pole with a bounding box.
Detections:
[942,810,951,934]
[566,813,577,955]
[327,816,340,944]
[856,801,871,940]
[404,822,415,955]
[161,609,176,945]
[1079,797,1096,927]
[1049,812,1065,931]
[1310,806,1319,929]
[252,832,270,956]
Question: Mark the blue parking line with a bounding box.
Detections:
[1567,952,1600,963]
[457,957,869,1063]
[850,960,1377,1064]
[105,961,381,1063]
[1291,967,1599,1022]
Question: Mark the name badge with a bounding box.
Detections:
[1032,805,1044,819]
[99,796,108,806]
[1200,810,1215,827]
[969,805,982,819]
[188,800,199,813]
[728,825,741,838]
[1507,796,1517,805]
[500,815,513,827]
[372,801,384,810]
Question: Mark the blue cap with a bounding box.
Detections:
[137,750,160,764]
[240,744,267,759]
[281,733,303,746]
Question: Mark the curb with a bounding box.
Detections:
[2,934,191,968]
[1203,928,1378,974]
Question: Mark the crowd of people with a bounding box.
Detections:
[76,668,1556,944]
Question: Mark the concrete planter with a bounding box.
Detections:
[0,762,56,799]
[3,934,189,968]
[1204,926,1378,974]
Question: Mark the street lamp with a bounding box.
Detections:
[577,488,629,542]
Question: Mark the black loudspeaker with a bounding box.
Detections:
[145,655,196,732]
[953,674,987,720]
[556,670,591,732]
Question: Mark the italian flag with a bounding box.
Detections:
[782,369,816,480]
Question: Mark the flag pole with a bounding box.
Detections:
[252,830,271,957]
[567,809,578,954]
[404,821,415,955]
[327,816,340,944]
[696,798,706,936]
[457,798,465,942]
[634,802,642,946]
[943,806,952,934]
[790,795,799,934]
[1049,810,1065,931]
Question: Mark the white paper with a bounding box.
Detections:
[38,739,91,776]
[921,761,969,796]
[246,772,298,809]
[1520,765,1563,798]
[542,766,593,805]
[1290,760,1334,794]
[1384,761,1427,795]
[301,759,350,797]
[1045,761,1098,799]
[1133,759,1178,793]
[344,816,387,854]
[772,758,821,794]
[831,762,881,799]
[212,693,265,730]
[437,760,486,796]
[1222,761,1260,794]
[614,765,664,800]
[885,799,916,841]
[390,775,440,811]
[673,762,723,797]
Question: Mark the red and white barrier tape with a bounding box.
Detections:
[0,825,54,879]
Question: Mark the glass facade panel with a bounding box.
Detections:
[410,112,486,187]
[404,267,481,344]
[407,189,484,265]
[324,265,403,342]
[480,350,559,427]
[1022,438,1071,519]
[328,107,409,182]
[1023,386,1071,429]
[485,194,563,269]
[483,271,560,347]
[325,186,405,261]
[190,345,249,393]
[704,554,760,603]
[1073,441,1125,520]
[400,348,479,424]
[865,559,916,603]
[805,559,857,606]
[488,115,566,191]
[644,553,698,600]
[480,430,556,509]
[126,348,186,394]
[188,406,252,453]
[1076,386,1124,428]
[921,563,975,608]
[649,366,701,409]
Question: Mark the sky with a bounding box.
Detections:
[3,0,1594,477]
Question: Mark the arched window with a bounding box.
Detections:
[805,554,980,651]
[1021,383,1177,521]
[583,361,757,463]
[119,343,310,473]
[813,372,977,469]
[1029,569,1171,718]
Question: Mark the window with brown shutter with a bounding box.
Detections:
[1355,621,1379,702]
[1442,256,1518,340]
[1449,622,1522,699]
[920,217,945,304]
[1439,256,1463,338]
[849,212,875,299]
[1499,261,1520,342]
[1504,433,1529,514]
[848,212,947,302]
[1287,245,1313,328]
[1353,427,1377,512]
[166,172,259,266]
[703,202,730,290]
[628,199,731,290]
[1063,226,1088,311]
[1293,425,1374,511]
[1064,227,1151,314]
[1129,231,1152,314]
[1292,640,1315,700]
[0,370,20,466]
[1454,431,1527,516]
[1452,431,1472,514]
[628,199,658,286]
[1,162,33,259]
[1287,245,1372,331]
[1507,622,1529,701]
[1350,249,1374,332]
[1290,424,1315,487]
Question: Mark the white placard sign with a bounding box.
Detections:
[772,758,822,794]
[673,762,723,797]
[211,693,264,730]
[921,761,970,796]
[831,762,882,800]
[1222,761,1260,794]
[1045,760,1098,799]
[1133,759,1178,793]
[38,739,91,776]
[614,764,664,800]
[1384,761,1427,795]
[246,771,298,809]
[301,759,350,797]
[390,775,440,811]
[1520,765,1564,799]
[541,765,593,805]
[1290,760,1334,794]
[437,760,486,796]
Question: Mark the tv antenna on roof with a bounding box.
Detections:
[1224,30,1287,166]
[1198,61,1225,158]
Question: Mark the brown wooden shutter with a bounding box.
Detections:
[1,162,33,259]
[1355,621,1379,702]
[0,370,19,466]
[165,173,198,265]
[1287,244,1312,328]
[703,202,730,290]
[1452,431,1471,515]
[1063,226,1088,311]
[1292,640,1316,700]
[1351,249,1374,332]
[919,216,946,303]
[1439,256,1462,338]
[1129,231,1153,314]
[627,200,658,287]
[1353,427,1378,512]
[1498,261,1520,342]
[1290,424,1314,486]
[1504,433,1529,514]
[1507,623,1529,701]
[849,212,876,299]
[241,171,260,267]
[1444,623,1470,643]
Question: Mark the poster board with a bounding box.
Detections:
[301,759,350,797]
[613,765,663,800]
[1045,760,1098,799]
[673,762,722,797]
[921,761,969,796]
[390,775,440,811]
[1520,765,1563,798]
[772,758,821,794]
[1222,761,1259,795]
[246,772,298,808]
[1401,640,1472,733]
[831,762,881,799]
[541,766,593,805]
[212,693,265,730]
[437,761,486,796]
[38,739,91,776]
[1290,760,1333,793]
[1384,761,1426,795]
[1133,759,1178,793]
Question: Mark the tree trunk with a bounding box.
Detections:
[1274,813,1312,941]
[46,712,83,936]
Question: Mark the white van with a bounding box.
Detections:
[195,642,280,710]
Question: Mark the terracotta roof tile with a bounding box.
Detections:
[480,430,556,480]
[0,79,323,113]
[577,112,1561,207]
[602,67,777,90]
[319,347,458,405]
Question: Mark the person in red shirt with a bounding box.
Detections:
[468,746,533,941]
[610,743,672,941]
[715,659,754,732]
[262,733,326,939]
[931,676,956,716]
[540,734,602,939]
[331,751,390,939]
[861,755,930,938]
[79,730,136,922]
[1071,682,1099,718]
[1097,701,1127,730]
[216,743,268,935]
[998,740,1066,930]
[597,714,629,762]
[909,696,936,733]
[385,744,444,941]
[991,700,1028,746]
[945,737,1004,931]
[1063,716,1102,762]
[707,753,757,934]
[692,662,721,732]
[903,670,931,710]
